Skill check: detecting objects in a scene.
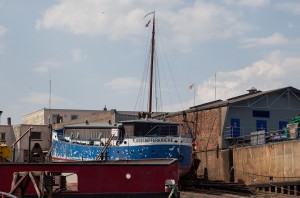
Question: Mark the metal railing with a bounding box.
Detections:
[223,126,300,146]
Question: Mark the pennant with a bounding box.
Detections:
[145,20,151,27]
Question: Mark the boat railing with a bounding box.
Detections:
[61,132,119,146]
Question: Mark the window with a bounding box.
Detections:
[0,133,5,142]
[279,121,288,134]
[253,110,270,118]
[53,173,78,191]
[256,120,267,132]
[230,118,240,137]
[23,150,29,162]
[52,114,63,124]
[52,114,58,124]
[30,131,41,140]
[71,115,78,120]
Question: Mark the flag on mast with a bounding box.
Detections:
[145,20,151,27]
[189,83,195,91]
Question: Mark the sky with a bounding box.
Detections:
[1,0,300,125]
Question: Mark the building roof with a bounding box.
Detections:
[63,122,119,129]
[22,108,101,118]
[227,86,300,104]
[120,118,179,125]
[166,86,300,117]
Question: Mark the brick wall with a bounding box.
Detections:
[166,108,221,150]
[165,108,229,180]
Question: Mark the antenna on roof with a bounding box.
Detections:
[47,73,53,162]
[215,73,217,100]
[49,73,52,125]
[0,111,2,125]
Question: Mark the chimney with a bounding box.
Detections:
[247,87,257,94]
[7,117,11,126]
[0,111,2,125]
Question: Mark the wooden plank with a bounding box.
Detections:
[9,172,29,194]
[39,172,44,198]
[29,172,41,197]
[10,172,18,190]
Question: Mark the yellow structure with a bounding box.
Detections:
[0,143,11,159]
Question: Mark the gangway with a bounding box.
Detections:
[96,134,114,160]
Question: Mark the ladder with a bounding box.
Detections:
[96,134,114,160]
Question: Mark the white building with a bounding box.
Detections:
[12,124,50,162]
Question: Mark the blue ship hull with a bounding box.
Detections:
[51,139,192,174]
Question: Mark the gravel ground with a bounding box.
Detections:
[180,188,293,198]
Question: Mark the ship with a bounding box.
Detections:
[50,11,193,177]
[51,120,193,176]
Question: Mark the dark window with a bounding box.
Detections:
[30,131,41,139]
[127,123,178,137]
[279,121,288,134]
[253,110,270,118]
[71,115,78,120]
[0,133,5,143]
[52,114,58,124]
[23,150,29,162]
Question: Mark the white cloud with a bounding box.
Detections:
[105,77,141,93]
[149,51,294,112]
[36,1,252,51]
[0,25,6,37]
[21,92,67,105]
[288,22,294,29]
[196,51,300,104]
[224,0,270,7]
[276,2,300,15]
[71,48,87,62]
[36,0,147,40]
[34,59,62,73]
[241,33,289,48]
[164,1,252,51]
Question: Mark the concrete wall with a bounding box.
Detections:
[22,109,46,125]
[197,149,231,182]
[53,109,117,129]
[22,109,100,125]
[233,140,300,185]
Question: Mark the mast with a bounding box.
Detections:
[148,11,155,118]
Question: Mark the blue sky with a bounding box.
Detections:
[1,0,300,124]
